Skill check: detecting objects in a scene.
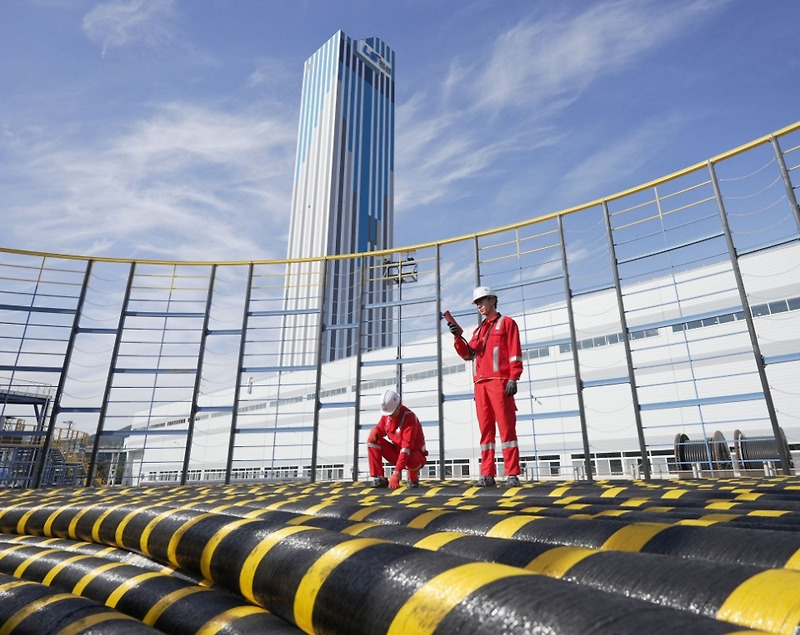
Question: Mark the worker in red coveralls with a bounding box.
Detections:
[447,286,523,487]
[366,389,428,489]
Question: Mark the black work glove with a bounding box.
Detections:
[448,322,462,337]
[505,380,517,396]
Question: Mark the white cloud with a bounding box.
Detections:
[82,0,176,56]
[395,0,727,220]
[559,114,688,203]
[248,58,297,91]
[2,102,297,261]
[474,0,727,114]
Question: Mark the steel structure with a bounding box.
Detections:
[1,121,800,488]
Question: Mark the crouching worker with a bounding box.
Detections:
[367,389,428,488]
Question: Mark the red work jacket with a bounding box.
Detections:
[455,313,523,383]
[375,405,428,471]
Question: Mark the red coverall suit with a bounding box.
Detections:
[454,314,523,477]
[367,405,428,483]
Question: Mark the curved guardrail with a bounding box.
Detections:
[1,121,800,488]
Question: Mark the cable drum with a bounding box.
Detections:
[674,431,732,472]
[734,428,794,472]
[712,430,733,470]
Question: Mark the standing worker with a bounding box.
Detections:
[446,286,523,487]
[366,389,428,488]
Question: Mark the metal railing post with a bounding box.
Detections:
[558,216,593,482]
[35,260,93,487]
[225,263,254,484]
[86,262,136,487]
[182,264,217,485]
[603,201,651,480]
[310,259,330,483]
[708,160,792,474]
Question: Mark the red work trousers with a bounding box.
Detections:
[368,438,426,480]
[475,379,520,477]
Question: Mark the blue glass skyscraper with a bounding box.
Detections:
[283,31,395,363]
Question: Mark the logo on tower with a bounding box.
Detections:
[356,40,392,77]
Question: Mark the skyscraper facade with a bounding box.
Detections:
[283,31,395,364]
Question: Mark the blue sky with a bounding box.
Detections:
[2,0,799,262]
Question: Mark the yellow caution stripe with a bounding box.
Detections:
[12,547,60,578]
[600,487,627,498]
[167,512,216,566]
[413,532,464,551]
[72,561,125,595]
[42,554,93,586]
[142,586,210,625]
[662,489,689,499]
[91,503,130,543]
[526,545,597,578]
[0,591,82,635]
[106,571,164,607]
[54,611,139,635]
[486,514,540,539]
[717,569,800,634]
[240,525,319,605]
[602,522,672,552]
[294,537,384,633]
[195,605,271,635]
[340,522,378,536]
[387,562,532,635]
[199,518,262,581]
[348,505,390,522]
[408,509,452,529]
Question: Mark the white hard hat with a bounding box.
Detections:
[472,285,496,304]
[380,389,401,415]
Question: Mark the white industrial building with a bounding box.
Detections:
[123,240,800,485]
